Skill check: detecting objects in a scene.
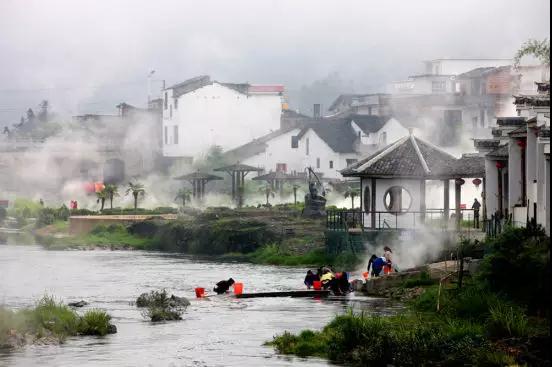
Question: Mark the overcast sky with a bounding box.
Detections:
[0,0,549,124]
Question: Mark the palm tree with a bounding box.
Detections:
[96,190,108,211]
[344,186,360,209]
[125,182,145,211]
[103,184,119,209]
[175,188,192,207]
[259,184,276,206]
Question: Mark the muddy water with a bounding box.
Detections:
[0,243,400,367]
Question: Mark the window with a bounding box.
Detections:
[316,158,320,169]
[383,186,412,213]
[174,98,178,110]
[169,105,173,119]
[164,92,168,110]
[164,126,168,145]
[329,161,334,169]
[306,138,310,155]
[363,186,371,211]
[173,125,179,144]
[291,136,299,148]
[346,159,358,166]
[379,131,387,146]
[276,163,287,172]
[432,81,446,93]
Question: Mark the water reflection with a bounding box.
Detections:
[0,241,401,366]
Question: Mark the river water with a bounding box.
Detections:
[0,241,400,367]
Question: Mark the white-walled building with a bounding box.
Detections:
[474,82,550,235]
[162,75,284,159]
[225,115,408,180]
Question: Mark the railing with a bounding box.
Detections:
[327,208,479,231]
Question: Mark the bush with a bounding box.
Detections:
[138,290,185,322]
[78,309,116,336]
[7,198,42,219]
[29,296,80,337]
[403,271,436,288]
[487,303,529,338]
[479,226,550,315]
[0,207,6,223]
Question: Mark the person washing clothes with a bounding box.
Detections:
[213,278,235,294]
[367,255,389,277]
[304,270,319,289]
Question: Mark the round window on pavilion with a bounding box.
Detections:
[383,186,412,214]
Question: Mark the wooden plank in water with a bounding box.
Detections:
[235,290,330,299]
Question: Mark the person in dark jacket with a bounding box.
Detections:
[472,198,481,228]
[213,278,235,294]
[367,255,389,277]
[304,270,319,289]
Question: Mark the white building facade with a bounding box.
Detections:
[162,76,283,159]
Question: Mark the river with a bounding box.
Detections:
[0,240,400,367]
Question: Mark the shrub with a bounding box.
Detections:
[487,303,529,338]
[403,271,436,288]
[138,290,185,322]
[29,296,80,337]
[7,198,42,218]
[479,226,550,315]
[78,309,115,336]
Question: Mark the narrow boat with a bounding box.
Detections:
[234,290,330,299]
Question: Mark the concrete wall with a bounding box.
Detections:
[484,159,499,219]
[69,215,176,235]
[508,139,523,210]
[162,83,282,158]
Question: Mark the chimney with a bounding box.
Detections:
[313,104,321,119]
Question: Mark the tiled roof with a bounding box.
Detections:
[298,119,358,153]
[223,126,298,162]
[458,67,496,79]
[349,115,391,134]
[174,171,223,181]
[539,126,550,138]
[496,117,526,126]
[214,163,264,172]
[341,134,473,179]
[508,126,527,137]
[514,94,550,107]
[486,144,509,159]
[474,139,501,150]
[166,75,212,98]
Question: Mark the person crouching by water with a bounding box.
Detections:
[367,255,390,277]
[320,268,335,289]
[213,278,235,294]
[304,270,319,289]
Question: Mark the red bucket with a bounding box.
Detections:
[362,271,369,279]
[233,283,243,295]
[195,287,205,298]
[312,281,322,290]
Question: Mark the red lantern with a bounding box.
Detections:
[472,178,482,188]
[516,139,526,149]
[455,178,465,186]
[496,161,505,169]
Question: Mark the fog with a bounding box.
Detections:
[1,0,550,124]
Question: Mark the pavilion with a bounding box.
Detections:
[252,171,304,195]
[214,162,263,204]
[174,171,223,200]
[340,132,485,231]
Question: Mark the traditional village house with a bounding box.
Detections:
[161,75,284,166]
[474,81,550,235]
[224,115,408,181]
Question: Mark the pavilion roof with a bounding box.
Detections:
[341,134,484,179]
[213,163,264,172]
[252,171,304,181]
[486,144,509,159]
[174,171,223,181]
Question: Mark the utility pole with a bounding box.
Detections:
[147,70,155,104]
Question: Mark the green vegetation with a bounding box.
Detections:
[270,226,550,366]
[137,290,186,322]
[0,296,116,349]
[174,188,192,207]
[230,244,362,268]
[125,182,146,211]
[514,38,550,67]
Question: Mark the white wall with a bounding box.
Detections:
[162,83,282,158]
[240,128,302,173]
[508,139,523,210]
[484,160,499,219]
[351,118,409,147]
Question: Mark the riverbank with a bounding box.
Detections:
[31,206,364,268]
[0,296,116,349]
[269,226,551,366]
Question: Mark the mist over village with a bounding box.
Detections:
[0,1,550,366]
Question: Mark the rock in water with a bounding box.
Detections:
[107,324,117,334]
[68,300,88,307]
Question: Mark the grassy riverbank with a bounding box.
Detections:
[269,226,550,366]
[0,296,116,349]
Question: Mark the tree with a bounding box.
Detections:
[96,190,108,211]
[259,184,276,206]
[126,182,145,211]
[103,184,119,209]
[175,188,192,207]
[514,38,550,69]
[344,186,360,209]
